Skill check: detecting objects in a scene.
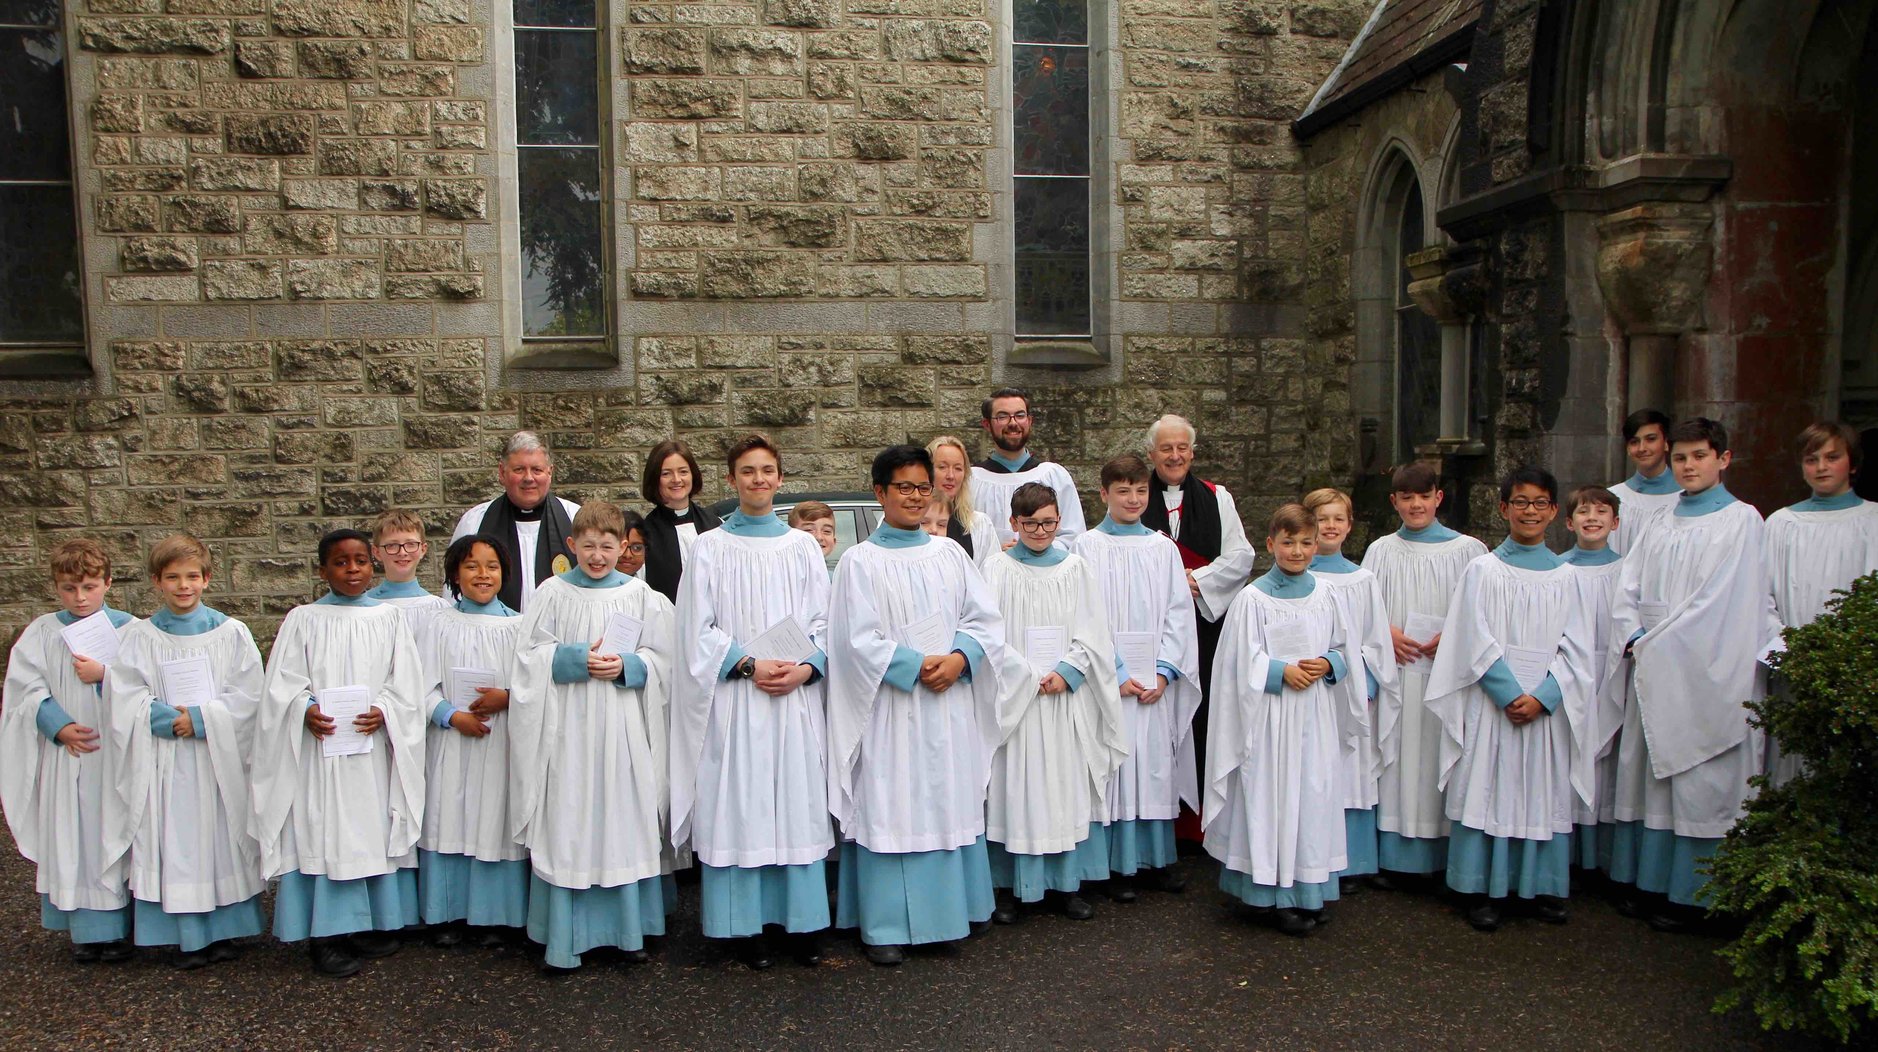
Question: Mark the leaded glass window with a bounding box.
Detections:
[1012,0,1091,338]
[0,0,84,353]
[513,0,607,342]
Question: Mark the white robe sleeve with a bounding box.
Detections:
[1066,560,1126,801]
[1193,485,1255,622]
[670,539,731,853]
[1,620,57,862]
[1155,543,1205,808]
[825,554,898,829]
[376,612,430,860]
[1201,592,1273,829]
[250,610,313,877]
[1050,464,1087,541]
[969,511,999,569]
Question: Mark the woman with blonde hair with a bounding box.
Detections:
[927,435,998,567]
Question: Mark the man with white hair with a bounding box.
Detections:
[1141,414,1254,809]
[451,431,582,611]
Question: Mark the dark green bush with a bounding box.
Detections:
[1708,571,1878,1044]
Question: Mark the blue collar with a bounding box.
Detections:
[1309,553,1359,574]
[724,509,789,537]
[1493,537,1563,570]
[316,591,379,607]
[1254,565,1315,597]
[1561,545,1620,566]
[1793,490,1861,513]
[151,604,228,635]
[1625,467,1679,495]
[55,606,133,627]
[989,450,1032,473]
[455,596,518,617]
[559,568,628,589]
[1675,483,1737,517]
[366,579,432,601]
[1007,541,1067,566]
[868,523,929,549]
[1096,515,1150,536]
[1397,521,1460,543]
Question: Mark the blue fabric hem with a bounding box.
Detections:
[834,837,993,946]
[699,861,831,938]
[133,896,264,951]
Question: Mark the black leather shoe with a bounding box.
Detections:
[1533,896,1569,924]
[171,948,210,970]
[1366,873,1398,892]
[429,924,463,948]
[347,932,400,959]
[1467,900,1502,932]
[310,938,361,978]
[1307,908,1331,928]
[97,940,135,963]
[1059,894,1095,921]
[71,943,102,964]
[863,942,905,966]
[788,932,823,966]
[207,940,242,963]
[1273,909,1317,937]
[539,958,580,976]
[1338,876,1365,896]
[475,928,510,950]
[992,899,1022,925]
[1647,904,1699,934]
[619,947,651,964]
[734,936,774,971]
[1105,880,1137,903]
[1141,867,1186,894]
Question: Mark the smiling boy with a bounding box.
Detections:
[368,509,450,634]
[1608,409,1678,555]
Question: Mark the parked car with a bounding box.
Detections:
[707,491,883,563]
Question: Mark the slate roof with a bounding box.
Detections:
[1295,0,1483,137]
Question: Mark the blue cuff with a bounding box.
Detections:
[718,643,749,681]
[1364,664,1379,702]
[803,647,827,683]
[1263,660,1288,696]
[551,643,590,684]
[1480,659,1524,708]
[1324,649,1348,684]
[1054,661,1086,692]
[35,698,74,741]
[617,654,649,689]
[1157,660,1181,684]
[430,700,457,728]
[1532,674,1562,713]
[185,706,207,741]
[1113,655,1127,680]
[884,645,923,693]
[304,696,317,709]
[1627,627,1645,647]
[950,632,986,679]
[150,701,181,738]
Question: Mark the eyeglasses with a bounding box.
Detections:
[990,411,1031,424]
[1506,498,1555,511]
[1016,518,1060,534]
[885,482,934,496]
[376,541,424,555]
[622,544,647,555]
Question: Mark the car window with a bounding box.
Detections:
[834,509,863,556]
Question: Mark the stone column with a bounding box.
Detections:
[1594,204,1714,415]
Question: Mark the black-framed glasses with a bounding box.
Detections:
[622,544,647,555]
[1506,498,1555,511]
[376,541,424,555]
[886,482,934,496]
[1016,518,1060,534]
[990,411,1031,424]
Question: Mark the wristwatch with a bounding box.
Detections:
[730,656,756,679]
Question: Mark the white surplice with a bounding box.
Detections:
[1203,582,1349,886]
[1069,529,1202,820]
[1166,483,1257,622]
[1313,568,1399,811]
[671,529,834,868]
[961,509,998,570]
[251,603,426,881]
[1605,501,1773,838]
[983,553,1126,854]
[1571,557,1626,825]
[970,461,1087,544]
[377,591,451,644]
[508,575,675,889]
[105,619,265,912]
[1,614,135,912]
[825,538,1011,854]
[1608,478,1679,556]
[1361,532,1487,840]
[416,608,526,863]
[1424,557,1596,841]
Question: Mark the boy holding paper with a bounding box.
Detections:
[366,509,451,634]
[1205,505,1351,936]
[509,501,677,973]
[1069,454,1199,898]
[1423,468,1595,932]
[1361,463,1487,884]
[1606,418,1775,932]
[252,529,426,977]
[1,539,136,962]
[673,434,833,970]
[413,535,528,949]
[104,535,266,968]
[984,482,1125,924]
[1559,486,1623,870]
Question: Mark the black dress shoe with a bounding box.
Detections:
[787,932,823,966]
[97,940,135,963]
[207,940,242,963]
[1059,894,1095,921]
[1466,900,1502,932]
[864,942,905,966]
[1614,894,1644,918]
[1338,876,1365,896]
[475,928,510,950]
[310,938,361,978]
[1647,904,1700,934]
[429,924,464,948]
[539,959,581,976]
[992,899,1023,925]
[1105,880,1137,903]
[71,943,102,964]
[1366,873,1398,892]
[1141,867,1186,894]
[734,936,774,971]
[618,947,650,964]
[1307,908,1331,928]
[347,931,401,959]
[1533,896,1569,924]
[171,948,210,970]
[1272,909,1317,937]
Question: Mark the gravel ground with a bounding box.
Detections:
[0,840,1814,1051]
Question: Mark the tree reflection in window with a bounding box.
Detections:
[1013,0,1091,337]
[513,0,605,339]
[0,0,83,347]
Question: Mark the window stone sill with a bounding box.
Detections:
[1008,339,1108,369]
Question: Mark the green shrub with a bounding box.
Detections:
[1708,571,1878,1044]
